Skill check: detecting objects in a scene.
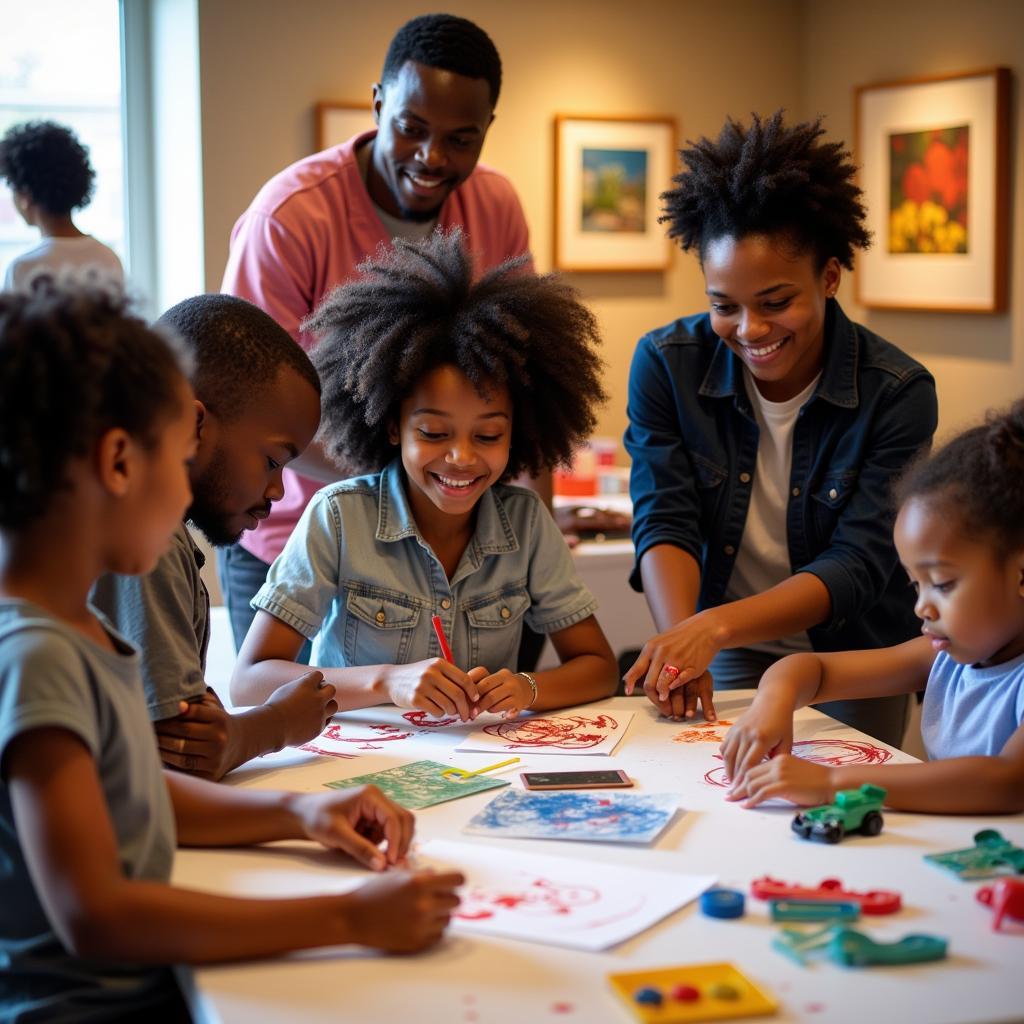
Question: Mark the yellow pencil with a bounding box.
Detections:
[442,756,521,780]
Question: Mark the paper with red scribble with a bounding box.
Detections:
[703,737,897,788]
[672,720,735,743]
[455,711,634,757]
[297,706,505,757]
[419,839,714,950]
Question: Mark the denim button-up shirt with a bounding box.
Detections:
[252,460,597,669]
[625,300,938,653]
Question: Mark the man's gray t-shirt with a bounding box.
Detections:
[91,521,210,720]
[0,599,180,1022]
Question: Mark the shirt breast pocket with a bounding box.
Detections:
[464,586,531,671]
[692,451,728,530]
[809,469,859,537]
[343,588,422,666]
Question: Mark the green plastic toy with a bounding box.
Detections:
[791,784,887,844]
[924,829,1024,880]
[773,924,947,967]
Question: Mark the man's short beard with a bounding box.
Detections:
[187,446,242,547]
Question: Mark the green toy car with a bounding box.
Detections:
[791,784,887,844]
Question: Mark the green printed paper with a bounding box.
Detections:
[324,759,510,809]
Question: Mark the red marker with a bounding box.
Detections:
[431,613,454,663]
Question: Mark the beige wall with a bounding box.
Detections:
[799,0,1024,440]
[198,0,801,448]
[197,0,1022,452]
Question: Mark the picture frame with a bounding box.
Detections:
[855,67,1010,313]
[553,115,676,272]
[315,100,374,152]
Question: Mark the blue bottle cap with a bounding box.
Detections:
[700,887,746,919]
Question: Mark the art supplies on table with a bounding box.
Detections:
[418,839,715,951]
[924,829,1024,879]
[323,759,509,810]
[455,710,634,756]
[773,924,947,967]
[608,962,777,1023]
[463,789,679,844]
[750,876,902,915]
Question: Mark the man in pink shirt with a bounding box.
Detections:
[219,14,534,655]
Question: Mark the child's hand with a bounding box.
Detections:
[155,691,234,779]
[384,659,481,721]
[297,784,414,870]
[343,869,464,953]
[474,668,533,719]
[720,700,794,790]
[265,670,338,747]
[725,753,833,808]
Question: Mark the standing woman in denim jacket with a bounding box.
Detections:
[622,112,937,745]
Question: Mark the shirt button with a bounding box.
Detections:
[792,486,801,497]
[828,487,838,500]
[500,606,511,619]
[375,610,386,624]
[440,598,451,610]
[739,472,751,484]
[724,544,735,556]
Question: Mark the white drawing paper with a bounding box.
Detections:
[454,710,634,757]
[418,839,715,951]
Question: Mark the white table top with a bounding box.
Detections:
[176,693,1024,1024]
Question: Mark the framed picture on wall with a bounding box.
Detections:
[315,101,374,152]
[855,67,1010,313]
[553,115,675,272]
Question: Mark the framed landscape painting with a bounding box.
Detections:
[554,115,675,272]
[855,68,1010,312]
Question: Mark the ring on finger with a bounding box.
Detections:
[663,664,681,679]
[178,737,186,754]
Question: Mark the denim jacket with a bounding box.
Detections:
[624,300,938,653]
[252,460,597,670]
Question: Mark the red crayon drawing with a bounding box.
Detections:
[402,710,461,728]
[672,720,735,743]
[300,721,415,753]
[455,875,646,931]
[482,714,619,750]
[703,738,893,788]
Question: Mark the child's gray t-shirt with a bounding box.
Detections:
[0,599,180,1022]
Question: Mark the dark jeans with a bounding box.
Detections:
[710,647,909,748]
[216,543,310,664]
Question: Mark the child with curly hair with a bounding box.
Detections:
[0,120,123,288]
[0,277,461,1021]
[231,229,618,721]
[722,401,1024,814]
[623,112,937,745]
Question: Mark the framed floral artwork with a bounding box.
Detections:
[553,115,675,272]
[855,67,1010,312]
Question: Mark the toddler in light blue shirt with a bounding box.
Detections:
[720,399,1024,815]
[232,230,619,721]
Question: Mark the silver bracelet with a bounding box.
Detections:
[516,671,539,708]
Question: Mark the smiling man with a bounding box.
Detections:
[218,14,533,655]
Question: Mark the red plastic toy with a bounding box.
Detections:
[750,876,902,915]
[976,878,1024,931]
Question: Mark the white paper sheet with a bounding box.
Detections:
[418,839,715,951]
[454,710,634,757]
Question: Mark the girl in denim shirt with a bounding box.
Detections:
[722,401,1024,815]
[232,230,618,720]
[623,112,937,746]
